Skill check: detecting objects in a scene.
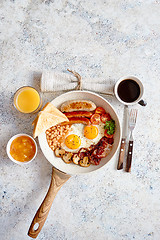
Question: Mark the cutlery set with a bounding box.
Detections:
[117,107,138,172]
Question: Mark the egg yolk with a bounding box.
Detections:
[84,125,99,139]
[65,134,81,149]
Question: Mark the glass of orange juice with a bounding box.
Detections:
[14,86,42,113]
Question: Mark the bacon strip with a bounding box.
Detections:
[77,136,113,165]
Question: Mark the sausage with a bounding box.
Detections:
[60,117,91,126]
[64,111,92,118]
[60,100,96,112]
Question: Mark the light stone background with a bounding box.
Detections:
[0,0,160,240]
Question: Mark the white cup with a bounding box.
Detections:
[6,133,37,165]
[114,76,147,106]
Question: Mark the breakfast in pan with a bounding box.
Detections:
[33,99,115,167]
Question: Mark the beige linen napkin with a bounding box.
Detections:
[40,71,114,95]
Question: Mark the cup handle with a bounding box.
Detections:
[138,99,147,106]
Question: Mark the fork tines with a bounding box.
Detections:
[129,109,138,124]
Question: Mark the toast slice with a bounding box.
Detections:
[33,102,69,138]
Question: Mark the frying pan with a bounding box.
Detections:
[28,90,121,238]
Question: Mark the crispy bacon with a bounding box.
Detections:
[91,144,112,158]
[100,136,113,145]
[90,156,101,165]
[78,148,88,159]
[87,144,95,152]
[78,136,114,165]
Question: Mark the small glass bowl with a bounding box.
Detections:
[6,133,37,165]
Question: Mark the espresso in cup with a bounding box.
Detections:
[117,79,140,103]
[114,76,146,106]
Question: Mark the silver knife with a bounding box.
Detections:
[117,105,128,170]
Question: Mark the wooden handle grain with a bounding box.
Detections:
[126,140,133,172]
[117,138,126,170]
[28,168,71,238]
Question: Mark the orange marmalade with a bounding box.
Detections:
[10,136,36,162]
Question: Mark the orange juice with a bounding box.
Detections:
[14,87,42,113]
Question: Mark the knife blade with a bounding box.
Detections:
[117,105,128,170]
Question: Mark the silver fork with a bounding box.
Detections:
[125,109,138,172]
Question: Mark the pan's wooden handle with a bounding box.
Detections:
[28,168,71,239]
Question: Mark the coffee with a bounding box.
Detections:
[117,79,140,103]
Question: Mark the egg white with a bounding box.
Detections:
[61,123,105,152]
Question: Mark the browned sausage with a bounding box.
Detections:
[60,100,96,112]
[64,111,92,118]
[60,117,91,126]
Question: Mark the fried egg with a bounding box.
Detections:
[65,134,81,150]
[84,125,99,139]
[61,123,105,152]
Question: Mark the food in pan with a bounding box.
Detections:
[32,102,69,138]
[44,101,115,167]
[64,111,92,118]
[60,100,96,112]
[60,123,105,151]
[60,116,91,126]
[46,125,71,151]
